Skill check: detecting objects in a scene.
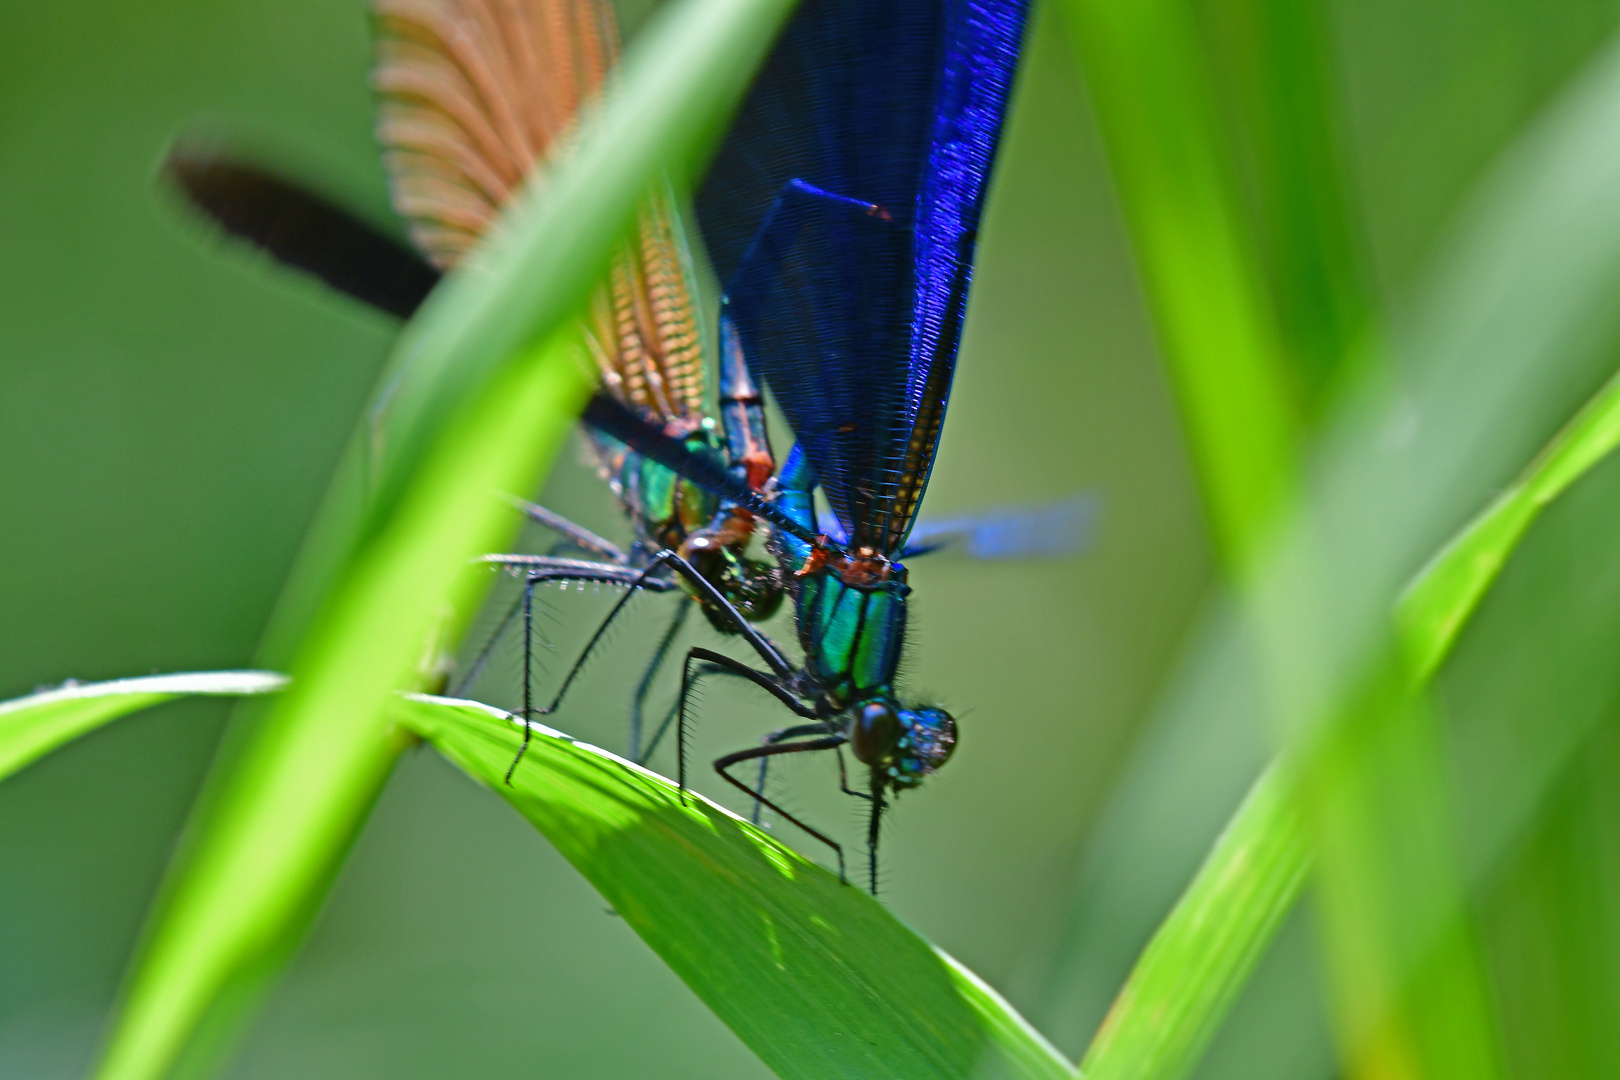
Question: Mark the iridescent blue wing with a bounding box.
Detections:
[817,493,1099,559]
[695,1,945,287]
[697,0,1029,556]
[901,493,1101,559]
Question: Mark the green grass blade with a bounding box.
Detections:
[1070,28,1620,1080]
[1059,354,1620,1080]
[91,2,799,1076]
[393,693,1077,1080]
[1194,0,1372,410]
[94,331,591,1080]
[1056,0,1300,561]
[1299,666,1500,1080]
[1397,362,1620,678]
[1078,761,1308,1080]
[0,671,285,781]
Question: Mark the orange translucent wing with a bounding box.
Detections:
[372,0,705,421]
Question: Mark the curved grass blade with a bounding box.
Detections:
[1078,352,1620,1079]
[1397,361,1620,679]
[1073,30,1620,1080]
[92,329,588,1080]
[91,2,800,1077]
[0,671,286,781]
[393,693,1076,1080]
[1077,759,1307,1080]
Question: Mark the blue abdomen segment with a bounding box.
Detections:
[774,443,818,569]
[797,573,907,706]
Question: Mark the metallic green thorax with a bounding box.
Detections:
[796,572,910,708]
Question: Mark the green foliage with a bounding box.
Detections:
[1057,0,1301,562]
[1078,761,1308,1080]
[394,694,1075,1080]
[10,0,1620,1078]
[1398,363,1620,679]
[0,673,1074,1080]
[1057,14,1620,1080]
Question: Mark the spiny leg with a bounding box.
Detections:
[677,646,816,797]
[504,549,796,782]
[833,746,873,801]
[648,643,800,764]
[482,554,670,584]
[505,578,538,785]
[646,656,745,766]
[716,737,851,884]
[630,600,691,762]
[642,550,797,677]
[751,722,839,826]
[453,587,527,699]
[668,647,848,882]
[460,555,670,701]
[533,549,791,730]
[508,496,628,563]
[494,559,675,780]
[639,694,682,765]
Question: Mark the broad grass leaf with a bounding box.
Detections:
[395,693,1077,1080]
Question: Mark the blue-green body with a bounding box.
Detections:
[598,425,723,554]
[794,571,908,709]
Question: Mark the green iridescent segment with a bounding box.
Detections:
[854,588,905,691]
[798,576,908,704]
[606,427,723,551]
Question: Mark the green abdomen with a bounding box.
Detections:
[619,451,719,551]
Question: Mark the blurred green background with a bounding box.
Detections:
[2,0,1618,1077]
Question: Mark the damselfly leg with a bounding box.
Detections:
[498,549,797,779]
[731,726,885,892]
[509,497,629,564]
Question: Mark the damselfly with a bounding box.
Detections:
[633,0,1033,890]
[164,0,1052,891]
[164,0,790,764]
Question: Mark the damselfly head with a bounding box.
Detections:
[850,695,957,790]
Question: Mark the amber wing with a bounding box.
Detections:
[372,0,705,423]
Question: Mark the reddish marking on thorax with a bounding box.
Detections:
[742,450,774,491]
[794,541,896,588]
[794,542,830,579]
[712,508,756,547]
[833,548,895,588]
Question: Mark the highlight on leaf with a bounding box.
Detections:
[0,671,288,782]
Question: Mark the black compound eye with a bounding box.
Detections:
[891,706,957,786]
[683,533,726,583]
[851,699,901,766]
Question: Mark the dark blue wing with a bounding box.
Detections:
[901,493,1101,559]
[697,0,1029,556]
[818,493,1100,559]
